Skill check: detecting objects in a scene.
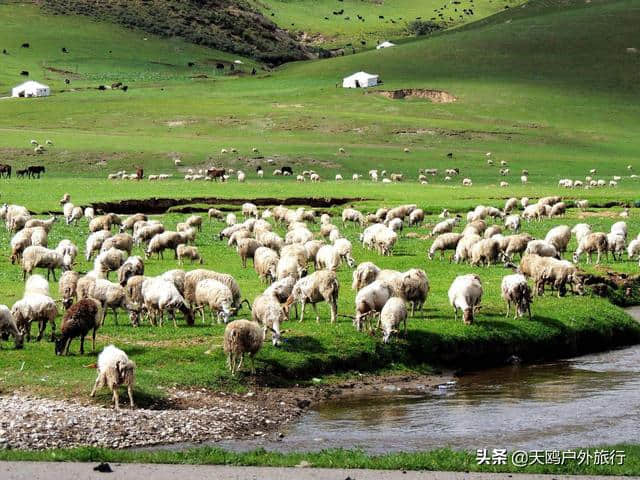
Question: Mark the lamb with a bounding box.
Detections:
[0,305,24,349]
[59,271,80,309]
[194,279,234,324]
[236,238,261,268]
[117,256,144,286]
[354,280,394,332]
[54,298,102,355]
[85,230,112,260]
[251,293,286,346]
[573,232,608,264]
[177,244,203,265]
[90,344,136,410]
[525,240,560,259]
[21,245,69,281]
[453,234,481,263]
[380,297,408,343]
[139,277,193,327]
[501,274,533,319]
[448,274,483,325]
[145,231,184,259]
[470,238,501,266]
[12,294,58,342]
[223,319,265,375]
[63,202,75,223]
[101,233,134,255]
[428,233,462,260]
[544,225,571,254]
[332,237,355,267]
[285,270,339,324]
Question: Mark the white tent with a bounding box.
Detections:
[376,41,396,49]
[11,81,50,98]
[342,71,379,89]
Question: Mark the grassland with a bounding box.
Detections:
[0,0,638,421]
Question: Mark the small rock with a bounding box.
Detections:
[93,462,113,473]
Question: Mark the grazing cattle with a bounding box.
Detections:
[27,165,45,178]
[111,82,122,89]
[447,152,454,158]
[20,71,28,76]
[62,47,68,53]
[207,168,226,181]
[16,168,28,178]
[187,62,195,67]
[122,86,128,92]
[135,167,144,180]
[0,164,11,178]
[281,166,293,175]
[21,43,29,48]
[216,63,224,70]
[98,85,106,90]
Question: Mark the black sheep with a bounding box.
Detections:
[55,299,102,356]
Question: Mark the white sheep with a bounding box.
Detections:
[194,279,234,324]
[90,344,136,410]
[140,277,193,327]
[223,319,264,375]
[354,280,394,332]
[501,274,533,319]
[0,305,24,348]
[573,232,608,264]
[285,270,339,324]
[380,297,408,343]
[448,274,483,325]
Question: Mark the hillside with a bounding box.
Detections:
[41,0,311,65]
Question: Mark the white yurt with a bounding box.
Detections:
[376,41,396,49]
[342,71,379,89]
[11,81,50,98]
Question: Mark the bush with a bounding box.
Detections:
[407,20,442,36]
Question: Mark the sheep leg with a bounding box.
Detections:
[329,300,337,324]
[80,334,85,355]
[64,338,72,355]
[90,375,103,397]
[36,320,46,342]
[128,385,135,408]
[51,268,57,282]
[250,354,256,375]
[410,302,415,317]
[298,300,306,323]
[92,327,97,352]
[453,307,458,322]
[505,300,510,318]
[312,303,319,323]
[596,250,601,265]
[112,388,120,411]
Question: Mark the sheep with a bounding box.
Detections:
[95,247,126,279]
[523,256,583,297]
[285,227,313,245]
[576,199,589,210]
[0,305,23,349]
[521,197,529,208]
[387,217,403,233]
[545,225,571,254]
[448,274,483,325]
[606,233,626,261]
[428,232,462,260]
[241,203,258,219]
[380,297,408,343]
[90,344,136,410]
[234,238,260,268]
[21,245,69,281]
[91,278,128,325]
[351,261,381,291]
[573,232,608,264]
[177,244,203,265]
[54,298,102,355]
[89,213,121,232]
[501,274,533,319]
[145,231,183,259]
[354,280,394,332]
[374,227,398,256]
[453,233,481,263]
[101,233,134,255]
[117,256,144,286]
[276,254,306,281]
[226,213,237,226]
[463,219,487,236]
[285,270,339,324]
[86,230,112,260]
[10,227,48,264]
[484,225,502,238]
[571,223,592,243]
[119,213,147,233]
[133,223,164,246]
[470,238,501,266]
[315,244,343,271]
[251,293,286,346]
[503,197,519,212]
[408,208,424,226]
[253,247,280,283]
[303,240,325,265]
[25,274,50,297]
[59,271,80,309]
[525,240,560,259]
[333,238,355,267]
[394,269,429,317]
[628,239,640,261]
[224,227,250,245]
[139,277,193,327]
[194,279,234,324]
[223,319,265,375]
[24,216,56,232]
[12,294,58,342]
[208,208,224,221]
[610,221,628,240]
[462,178,472,186]
[342,208,364,227]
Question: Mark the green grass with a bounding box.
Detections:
[1,445,638,475]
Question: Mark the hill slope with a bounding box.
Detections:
[41,0,310,65]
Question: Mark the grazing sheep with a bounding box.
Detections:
[25,216,56,232]
[241,203,258,219]
[504,198,518,213]
[89,213,121,233]
[10,227,48,264]
[208,208,224,221]
[0,305,24,349]
[145,231,183,259]
[12,294,58,342]
[408,208,424,226]
[573,232,608,264]
[223,319,265,375]
[448,274,483,325]
[59,270,80,309]
[101,233,134,255]
[25,274,50,297]
[501,274,533,319]
[95,247,126,279]
[576,199,589,210]
[55,298,102,355]
[342,208,364,227]
[470,238,501,266]
[177,244,203,265]
[21,245,69,281]
[236,238,260,268]
[119,214,147,233]
[354,280,394,332]
[484,225,502,238]
[251,293,286,346]
[610,221,628,240]
[254,247,280,283]
[117,256,144,287]
[428,233,462,260]
[525,240,560,259]
[194,279,234,324]
[315,244,344,271]
[140,277,193,327]
[85,230,112,261]
[380,297,408,343]
[545,225,571,254]
[276,254,307,282]
[628,239,640,261]
[606,233,626,261]
[91,278,128,325]
[351,261,381,291]
[90,344,136,410]
[133,223,164,246]
[453,234,481,263]
[285,270,339,324]
[549,202,566,218]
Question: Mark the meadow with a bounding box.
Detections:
[0,0,638,414]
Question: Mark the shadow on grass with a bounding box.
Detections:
[281,335,326,354]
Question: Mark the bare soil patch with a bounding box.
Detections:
[369,88,458,103]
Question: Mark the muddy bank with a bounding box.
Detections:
[368,88,457,103]
[90,196,367,215]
